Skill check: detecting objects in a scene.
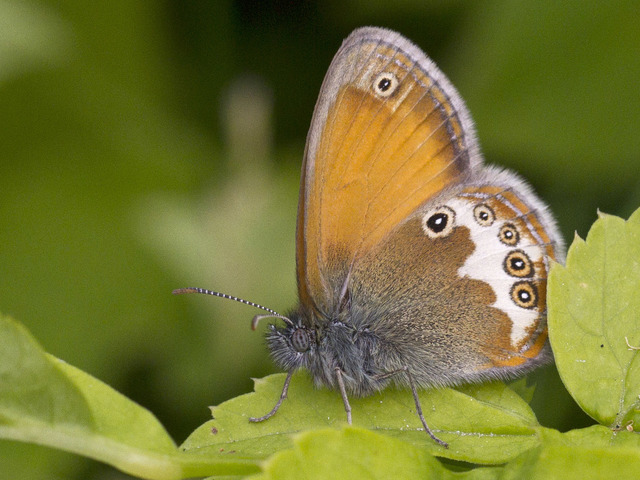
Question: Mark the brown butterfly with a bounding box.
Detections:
[175,26,564,447]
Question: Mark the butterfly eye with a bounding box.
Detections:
[503,250,533,278]
[372,72,399,97]
[473,203,495,226]
[291,328,310,353]
[499,223,520,246]
[510,281,538,309]
[422,206,456,238]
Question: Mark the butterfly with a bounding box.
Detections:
[175,26,564,448]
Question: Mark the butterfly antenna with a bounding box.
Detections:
[172,287,294,330]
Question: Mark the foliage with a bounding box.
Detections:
[548,209,640,430]
[1,1,639,478]
[1,208,639,478]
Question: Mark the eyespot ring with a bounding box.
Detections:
[473,203,495,226]
[422,206,456,238]
[372,72,399,97]
[504,250,534,278]
[499,223,520,246]
[510,281,538,309]
[291,328,310,352]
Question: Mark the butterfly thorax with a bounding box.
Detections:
[265,306,392,396]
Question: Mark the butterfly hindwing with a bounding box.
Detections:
[348,171,562,386]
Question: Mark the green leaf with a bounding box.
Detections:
[507,377,536,404]
[249,427,502,480]
[500,426,640,480]
[558,424,640,448]
[548,208,640,428]
[182,372,541,465]
[241,426,640,480]
[0,314,260,479]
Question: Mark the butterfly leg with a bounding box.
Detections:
[334,367,353,424]
[375,367,448,448]
[249,370,294,422]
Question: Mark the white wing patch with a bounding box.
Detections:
[446,197,544,348]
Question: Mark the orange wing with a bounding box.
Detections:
[296,27,482,317]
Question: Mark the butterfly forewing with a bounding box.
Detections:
[298,28,481,315]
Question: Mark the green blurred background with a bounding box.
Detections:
[0,1,638,478]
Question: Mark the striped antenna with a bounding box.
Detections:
[172,287,293,329]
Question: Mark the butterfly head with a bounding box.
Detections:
[265,310,316,372]
[265,306,388,396]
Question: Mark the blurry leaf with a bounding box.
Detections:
[182,372,541,465]
[454,1,640,193]
[0,314,176,478]
[0,317,92,427]
[0,0,72,82]
[0,314,260,479]
[548,208,640,428]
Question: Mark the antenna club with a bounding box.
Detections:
[172,286,294,327]
[172,287,199,295]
